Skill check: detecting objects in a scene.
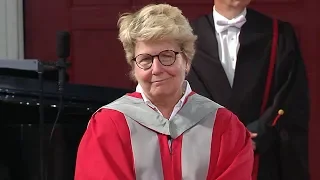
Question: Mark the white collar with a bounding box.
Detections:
[213,6,247,33]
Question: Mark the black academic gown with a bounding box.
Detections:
[187,8,310,180]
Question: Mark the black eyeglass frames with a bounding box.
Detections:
[132,50,182,70]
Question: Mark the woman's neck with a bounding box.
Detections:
[148,83,186,119]
[152,90,184,119]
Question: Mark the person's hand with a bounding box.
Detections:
[250,132,258,150]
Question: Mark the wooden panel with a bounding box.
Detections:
[73,0,131,5]
[170,5,212,20]
[302,17,320,180]
[249,4,305,23]
[72,30,132,88]
[157,0,211,4]
[24,0,70,61]
[71,6,132,30]
[252,0,297,3]
[136,0,157,4]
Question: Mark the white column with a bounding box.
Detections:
[0,0,24,59]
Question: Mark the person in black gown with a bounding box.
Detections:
[187,0,310,179]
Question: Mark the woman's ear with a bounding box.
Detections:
[181,51,191,75]
[185,62,191,76]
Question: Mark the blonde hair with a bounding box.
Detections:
[117,4,197,67]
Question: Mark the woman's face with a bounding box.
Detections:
[133,40,189,100]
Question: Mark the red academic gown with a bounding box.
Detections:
[75,92,253,180]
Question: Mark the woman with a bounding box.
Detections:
[75,4,253,180]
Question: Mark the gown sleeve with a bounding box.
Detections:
[74,109,135,180]
[208,108,254,180]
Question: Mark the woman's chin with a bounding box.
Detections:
[150,86,172,97]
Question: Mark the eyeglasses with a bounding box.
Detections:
[132,50,182,70]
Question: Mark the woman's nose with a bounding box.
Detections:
[151,57,164,74]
